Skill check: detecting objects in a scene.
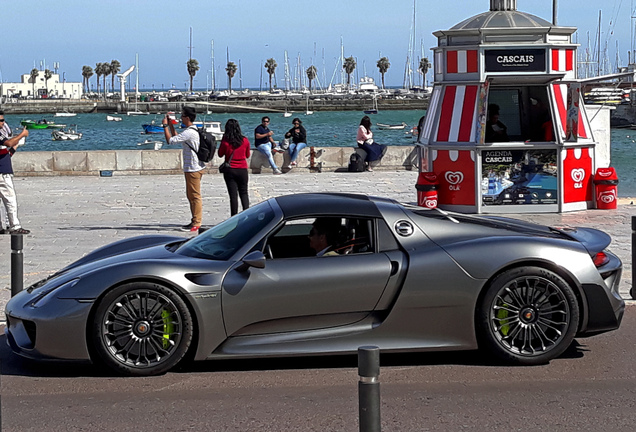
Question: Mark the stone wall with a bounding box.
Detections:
[11,145,420,176]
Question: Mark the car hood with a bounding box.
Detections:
[61,235,185,272]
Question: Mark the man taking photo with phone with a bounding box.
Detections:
[0,111,30,235]
[162,106,205,232]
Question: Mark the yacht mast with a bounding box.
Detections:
[211,40,215,92]
[284,51,291,92]
[340,36,345,86]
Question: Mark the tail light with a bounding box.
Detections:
[593,251,609,267]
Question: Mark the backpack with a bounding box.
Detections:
[188,126,217,162]
[348,152,366,172]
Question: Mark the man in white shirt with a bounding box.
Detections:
[0,111,30,235]
[163,106,205,232]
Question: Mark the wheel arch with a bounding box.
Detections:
[85,276,201,365]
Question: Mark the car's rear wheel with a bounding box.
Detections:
[90,282,193,376]
[476,267,579,365]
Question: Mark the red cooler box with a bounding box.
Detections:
[415,172,438,209]
[593,167,619,209]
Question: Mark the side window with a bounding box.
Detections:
[264,217,375,259]
[376,219,400,252]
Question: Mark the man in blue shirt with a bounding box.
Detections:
[254,116,283,175]
[0,111,30,234]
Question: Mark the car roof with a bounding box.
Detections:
[275,193,384,218]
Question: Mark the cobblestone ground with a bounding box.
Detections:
[1,170,634,320]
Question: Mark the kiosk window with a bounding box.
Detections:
[488,89,521,138]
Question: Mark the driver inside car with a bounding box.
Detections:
[308,217,342,257]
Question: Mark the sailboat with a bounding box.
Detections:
[364,94,379,114]
[127,53,148,115]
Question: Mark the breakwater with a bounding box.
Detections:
[0,96,429,115]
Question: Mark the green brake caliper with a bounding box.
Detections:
[162,309,173,349]
[497,303,510,336]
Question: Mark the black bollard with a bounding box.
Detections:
[358,346,381,432]
[632,217,636,300]
[11,233,24,296]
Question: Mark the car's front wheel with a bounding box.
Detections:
[476,267,579,365]
[90,282,193,376]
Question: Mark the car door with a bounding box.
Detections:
[221,219,395,336]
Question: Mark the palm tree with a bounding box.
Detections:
[95,62,103,94]
[30,68,39,98]
[376,57,391,89]
[343,56,356,88]
[264,58,277,92]
[226,61,237,93]
[44,69,52,97]
[306,65,317,92]
[110,60,121,92]
[419,57,432,87]
[101,63,111,98]
[82,66,93,93]
[187,59,199,92]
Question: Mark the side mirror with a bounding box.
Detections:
[237,250,266,272]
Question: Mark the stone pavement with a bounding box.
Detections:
[1,170,634,321]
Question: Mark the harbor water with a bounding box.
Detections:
[5,110,636,197]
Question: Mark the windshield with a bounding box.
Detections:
[176,201,276,260]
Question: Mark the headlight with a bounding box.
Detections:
[30,278,80,307]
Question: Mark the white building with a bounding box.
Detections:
[1,70,83,100]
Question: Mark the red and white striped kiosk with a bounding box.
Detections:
[418,0,599,213]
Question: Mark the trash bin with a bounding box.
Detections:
[593,167,619,209]
[415,172,438,209]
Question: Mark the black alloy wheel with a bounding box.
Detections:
[91,282,193,376]
[477,266,579,365]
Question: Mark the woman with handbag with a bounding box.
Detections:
[356,116,387,172]
[218,119,251,216]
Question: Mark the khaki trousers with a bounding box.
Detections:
[184,170,204,226]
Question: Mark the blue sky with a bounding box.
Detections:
[1,0,631,91]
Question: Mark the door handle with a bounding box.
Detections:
[390,261,399,276]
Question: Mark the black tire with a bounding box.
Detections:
[476,266,579,365]
[90,282,193,376]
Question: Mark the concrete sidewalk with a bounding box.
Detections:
[1,170,634,317]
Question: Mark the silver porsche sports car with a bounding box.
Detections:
[5,193,624,376]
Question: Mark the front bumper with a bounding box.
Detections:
[5,288,94,361]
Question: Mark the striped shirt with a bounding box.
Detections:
[169,126,205,172]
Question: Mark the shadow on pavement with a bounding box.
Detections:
[0,330,587,378]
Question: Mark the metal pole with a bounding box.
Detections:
[632,216,636,299]
[552,0,558,25]
[11,233,24,296]
[358,346,381,432]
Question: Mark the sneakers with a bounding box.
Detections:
[180,223,200,232]
[272,146,285,154]
[290,161,297,166]
[273,168,283,175]
[9,227,30,234]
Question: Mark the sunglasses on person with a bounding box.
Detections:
[0,119,5,122]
